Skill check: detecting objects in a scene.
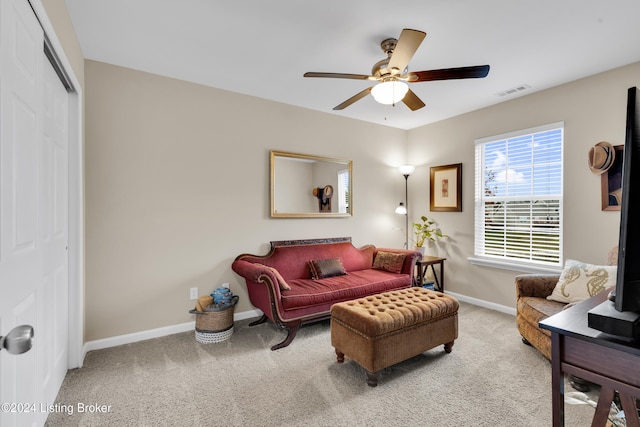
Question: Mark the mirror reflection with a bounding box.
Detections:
[270,150,352,218]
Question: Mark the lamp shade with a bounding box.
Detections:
[395,202,407,215]
[399,165,415,176]
[371,81,409,105]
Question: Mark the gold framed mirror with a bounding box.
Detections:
[270,150,352,218]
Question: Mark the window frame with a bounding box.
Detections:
[469,122,564,274]
[337,169,350,214]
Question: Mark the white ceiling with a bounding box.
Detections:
[65,0,640,130]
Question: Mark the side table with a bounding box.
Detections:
[415,256,446,292]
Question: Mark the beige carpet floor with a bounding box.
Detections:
[46,302,598,426]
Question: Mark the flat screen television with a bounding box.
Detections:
[614,86,640,312]
[588,87,640,339]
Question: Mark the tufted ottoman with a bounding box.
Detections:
[330,288,459,386]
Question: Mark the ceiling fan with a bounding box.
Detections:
[304,29,490,111]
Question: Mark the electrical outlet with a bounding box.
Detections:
[221,282,230,288]
[190,287,198,300]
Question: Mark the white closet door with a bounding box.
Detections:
[0,0,70,425]
[40,38,70,416]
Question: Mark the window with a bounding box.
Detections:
[473,122,563,271]
[337,169,350,214]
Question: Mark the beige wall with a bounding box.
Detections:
[408,62,640,307]
[28,0,640,348]
[84,60,410,341]
[84,57,640,342]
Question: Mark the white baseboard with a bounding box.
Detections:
[81,297,514,363]
[81,308,263,362]
[446,291,516,316]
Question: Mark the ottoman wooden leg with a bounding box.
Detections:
[366,370,379,387]
[444,340,455,353]
[335,349,345,363]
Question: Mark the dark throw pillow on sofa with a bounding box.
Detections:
[308,258,347,279]
[372,251,406,274]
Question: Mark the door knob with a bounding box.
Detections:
[0,325,34,355]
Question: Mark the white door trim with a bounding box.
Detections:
[28,0,85,368]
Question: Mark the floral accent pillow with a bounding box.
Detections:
[547,259,617,304]
[372,251,406,274]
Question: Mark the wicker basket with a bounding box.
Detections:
[189,295,238,343]
[194,325,234,344]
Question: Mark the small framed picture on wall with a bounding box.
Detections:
[430,163,462,212]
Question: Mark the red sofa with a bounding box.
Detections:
[232,237,421,350]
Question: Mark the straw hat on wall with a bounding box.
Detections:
[588,141,615,174]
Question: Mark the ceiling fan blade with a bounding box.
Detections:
[408,65,490,82]
[402,89,426,111]
[387,29,426,73]
[304,72,373,80]
[333,87,373,110]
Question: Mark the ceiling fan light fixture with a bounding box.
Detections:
[304,29,489,111]
[371,81,409,105]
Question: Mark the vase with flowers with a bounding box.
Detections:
[412,215,447,256]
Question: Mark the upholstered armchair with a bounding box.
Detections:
[515,274,566,360]
[515,248,618,391]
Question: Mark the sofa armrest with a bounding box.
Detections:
[375,248,422,275]
[515,274,560,300]
[231,260,282,296]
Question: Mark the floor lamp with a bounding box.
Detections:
[395,165,415,248]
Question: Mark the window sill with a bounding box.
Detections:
[467,257,563,275]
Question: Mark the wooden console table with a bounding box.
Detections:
[414,256,445,292]
[539,291,640,427]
